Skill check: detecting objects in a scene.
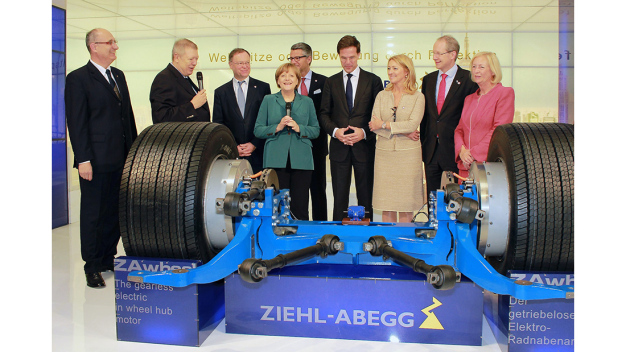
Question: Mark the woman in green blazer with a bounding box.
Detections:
[254,63,320,220]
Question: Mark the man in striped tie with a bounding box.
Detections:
[65,28,138,288]
[212,48,271,173]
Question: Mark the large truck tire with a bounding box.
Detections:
[485,123,574,274]
[119,122,238,263]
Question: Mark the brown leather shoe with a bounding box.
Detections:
[86,272,106,288]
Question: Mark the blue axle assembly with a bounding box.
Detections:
[127,169,574,301]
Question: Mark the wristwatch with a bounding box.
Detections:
[382,122,387,129]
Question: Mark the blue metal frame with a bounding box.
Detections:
[129,182,574,300]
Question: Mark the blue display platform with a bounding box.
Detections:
[483,272,574,352]
[114,257,225,346]
[225,264,484,345]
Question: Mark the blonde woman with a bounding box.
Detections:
[368,54,425,222]
[454,51,515,179]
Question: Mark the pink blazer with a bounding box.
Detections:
[454,83,515,176]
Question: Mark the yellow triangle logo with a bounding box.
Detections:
[419,297,444,330]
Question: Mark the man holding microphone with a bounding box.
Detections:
[150,38,210,123]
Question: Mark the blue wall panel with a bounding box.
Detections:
[52,6,68,228]
[52,6,65,53]
[52,140,68,228]
[52,51,65,139]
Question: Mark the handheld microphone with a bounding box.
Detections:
[196,72,204,91]
[286,102,292,134]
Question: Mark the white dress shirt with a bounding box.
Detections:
[90,59,116,86]
[343,66,360,108]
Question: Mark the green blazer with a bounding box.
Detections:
[254,92,320,170]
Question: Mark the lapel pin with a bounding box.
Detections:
[254,86,257,88]
[456,80,460,85]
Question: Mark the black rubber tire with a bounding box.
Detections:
[485,123,574,274]
[119,122,238,263]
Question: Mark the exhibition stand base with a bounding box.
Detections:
[114,257,225,346]
[112,259,574,349]
[225,264,484,345]
[483,272,574,352]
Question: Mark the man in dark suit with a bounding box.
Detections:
[65,28,138,288]
[289,42,328,221]
[319,35,383,221]
[212,48,271,173]
[419,35,478,197]
[150,39,210,123]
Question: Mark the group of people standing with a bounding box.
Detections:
[65,28,514,288]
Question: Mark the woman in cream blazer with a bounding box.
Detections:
[369,55,425,223]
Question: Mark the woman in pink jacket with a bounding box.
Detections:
[454,51,515,178]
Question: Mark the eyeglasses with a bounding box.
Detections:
[433,51,452,57]
[287,55,308,61]
[231,61,250,66]
[93,40,118,46]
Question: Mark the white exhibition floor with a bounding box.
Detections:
[51,220,504,352]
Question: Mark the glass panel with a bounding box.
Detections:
[52,51,65,139]
[52,6,68,228]
[52,140,69,228]
[52,6,65,52]
[512,68,559,123]
[512,32,558,67]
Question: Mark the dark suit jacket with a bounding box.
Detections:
[307,71,328,157]
[65,61,138,173]
[420,65,478,166]
[150,64,210,123]
[319,68,383,163]
[212,77,271,169]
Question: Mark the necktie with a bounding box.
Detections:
[346,73,353,113]
[237,80,246,118]
[301,77,308,96]
[106,69,121,100]
[185,76,197,94]
[436,73,447,114]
